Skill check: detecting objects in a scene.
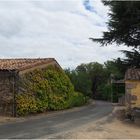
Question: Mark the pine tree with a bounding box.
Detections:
[90,1,140,49]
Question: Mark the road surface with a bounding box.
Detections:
[0,101,113,139]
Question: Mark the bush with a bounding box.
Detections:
[16,66,87,116]
[67,92,87,108]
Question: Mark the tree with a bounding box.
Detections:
[104,60,123,79]
[105,57,128,78]
[85,62,107,99]
[90,1,140,48]
[65,68,92,97]
[65,62,107,99]
[121,49,140,68]
[65,61,126,101]
[109,49,140,77]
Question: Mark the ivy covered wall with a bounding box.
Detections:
[16,66,87,116]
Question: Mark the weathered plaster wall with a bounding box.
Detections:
[125,80,140,108]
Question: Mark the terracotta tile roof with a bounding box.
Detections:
[125,68,140,80]
[0,58,55,71]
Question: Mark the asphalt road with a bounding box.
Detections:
[0,101,113,139]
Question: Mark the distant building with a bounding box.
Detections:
[0,58,61,116]
[125,68,140,109]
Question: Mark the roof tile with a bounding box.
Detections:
[125,68,140,80]
[0,58,55,71]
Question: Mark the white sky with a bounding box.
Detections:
[0,0,128,68]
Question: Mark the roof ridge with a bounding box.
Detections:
[0,58,55,60]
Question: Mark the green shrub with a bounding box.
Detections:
[16,66,87,116]
[66,92,87,108]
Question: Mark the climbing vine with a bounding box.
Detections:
[16,66,87,116]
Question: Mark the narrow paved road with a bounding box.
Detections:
[0,101,113,139]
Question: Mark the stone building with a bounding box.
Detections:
[0,58,61,116]
[125,68,140,109]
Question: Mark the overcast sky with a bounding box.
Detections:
[0,0,128,68]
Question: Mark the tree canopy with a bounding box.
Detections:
[121,49,140,68]
[65,61,125,102]
[90,1,140,48]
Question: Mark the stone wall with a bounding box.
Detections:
[125,80,140,109]
[0,63,61,117]
[118,95,125,106]
[0,71,16,116]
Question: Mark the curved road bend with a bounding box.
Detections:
[0,101,113,139]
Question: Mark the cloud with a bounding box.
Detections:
[0,0,127,68]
